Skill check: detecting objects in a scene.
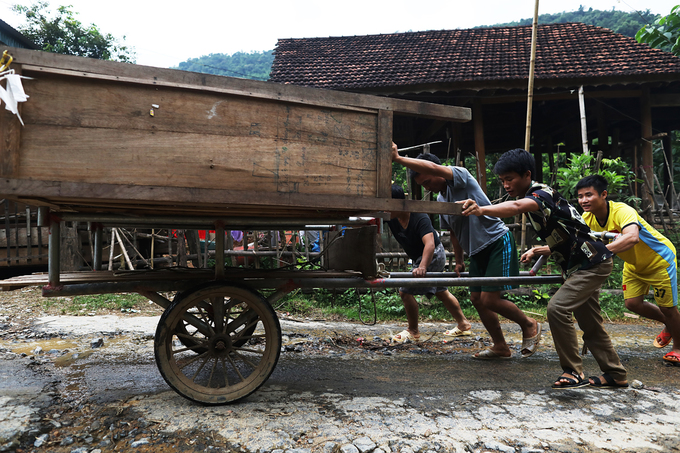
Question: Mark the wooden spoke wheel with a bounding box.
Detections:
[154,282,281,405]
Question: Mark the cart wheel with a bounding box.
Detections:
[155,282,281,405]
[172,293,257,353]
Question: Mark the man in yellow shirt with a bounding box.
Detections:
[576,175,680,364]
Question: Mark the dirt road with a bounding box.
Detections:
[1,307,679,453]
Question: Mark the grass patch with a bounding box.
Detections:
[43,293,148,315]
[273,282,636,324]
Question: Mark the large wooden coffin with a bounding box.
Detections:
[0,47,470,220]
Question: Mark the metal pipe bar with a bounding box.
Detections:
[41,275,564,298]
[387,271,536,278]
[55,213,374,229]
[42,280,201,297]
[244,275,564,290]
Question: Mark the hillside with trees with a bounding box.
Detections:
[173,50,273,81]
[482,6,659,38]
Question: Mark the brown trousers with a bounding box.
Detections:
[547,258,627,381]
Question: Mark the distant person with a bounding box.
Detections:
[386,184,471,343]
[576,174,680,364]
[391,143,541,358]
[461,149,628,389]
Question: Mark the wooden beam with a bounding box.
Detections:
[0,178,463,216]
[651,93,680,107]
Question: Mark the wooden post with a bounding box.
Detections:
[472,98,487,193]
[641,86,654,210]
[663,132,674,207]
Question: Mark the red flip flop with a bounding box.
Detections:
[662,350,680,364]
[654,329,672,348]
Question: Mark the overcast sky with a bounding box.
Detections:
[1,0,677,68]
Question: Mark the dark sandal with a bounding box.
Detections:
[588,373,628,388]
[551,369,588,389]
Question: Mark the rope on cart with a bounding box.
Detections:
[357,288,378,326]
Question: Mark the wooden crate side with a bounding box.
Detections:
[18,126,378,196]
[17,73,381,197]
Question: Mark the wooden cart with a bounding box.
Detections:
[0,48,563,405]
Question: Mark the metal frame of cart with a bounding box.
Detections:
[2,208,562,405]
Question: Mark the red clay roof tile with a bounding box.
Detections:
[269,23,680,89]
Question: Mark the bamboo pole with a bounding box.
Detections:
[114,228,134,270]
[522,0,540,255]
[524,0,539,151]
[108,228,116,271]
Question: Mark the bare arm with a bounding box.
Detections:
[605,223,639,254]
[391,142,452,179]
[460,197,539,218]
[520,245,551,264]
[414,232,436,277]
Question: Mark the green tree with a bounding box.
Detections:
[12,1,135,62]
[636,5,680,56]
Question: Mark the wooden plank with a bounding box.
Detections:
[18,126,378,196]
[22,74,379,143]
[376,110,393,198]
[11,47,470,122]
[0,178,463,216]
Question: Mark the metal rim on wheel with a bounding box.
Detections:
[154,282,281,405]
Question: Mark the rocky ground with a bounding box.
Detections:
[1,287,680,453]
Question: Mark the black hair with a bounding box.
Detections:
[493,148,535,180]
[575,174,608,195]
[408,153,442,179]
[391,184,406,199]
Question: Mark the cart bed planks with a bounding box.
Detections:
[0,47,469,218]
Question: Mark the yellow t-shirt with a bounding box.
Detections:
[582,200,676,274]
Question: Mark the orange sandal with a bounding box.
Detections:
[654,329,672,348]
[663,350,680,364]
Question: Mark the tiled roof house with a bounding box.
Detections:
[271,23,680,195]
